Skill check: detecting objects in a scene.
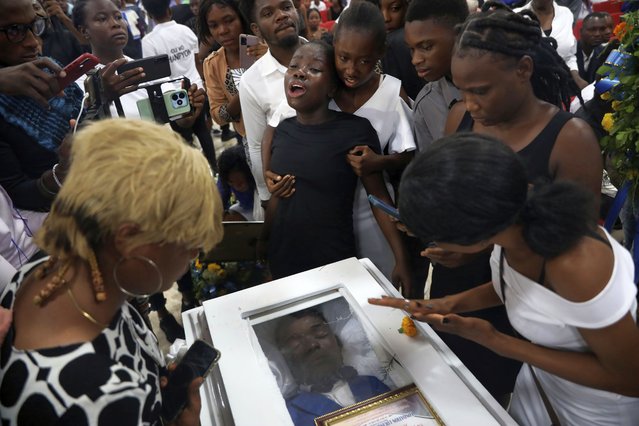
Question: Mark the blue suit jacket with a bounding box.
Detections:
[286,375,390,426]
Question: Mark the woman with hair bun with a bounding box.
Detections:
[370,133,639,426]
[0,118,223,425]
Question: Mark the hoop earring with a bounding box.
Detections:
[112,256,163,298]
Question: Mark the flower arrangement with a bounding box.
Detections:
[599,10,639,187]
[191,257,269,302]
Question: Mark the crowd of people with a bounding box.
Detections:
[0,0,637,424]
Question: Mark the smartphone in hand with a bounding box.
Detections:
[57,53,100,90]
[239,34,260,69]
[368,194,400,220]
[161,340,221,423]
[117,54,171,84]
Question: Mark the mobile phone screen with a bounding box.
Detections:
[367,194,400,220]
[161,340,221,423]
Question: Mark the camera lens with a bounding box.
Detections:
[177,100,183,106]
[178,92,186,99]
[172,93,178,101]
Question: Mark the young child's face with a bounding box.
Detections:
[334,29,381,89]
[405,18,456,82]
[285,44,335,112]
[380,0,406,33]
[228,169,251,192]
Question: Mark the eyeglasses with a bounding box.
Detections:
[0,18,45,44]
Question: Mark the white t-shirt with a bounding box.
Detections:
[239,48,292,201]
[516,1,578,71]
[142,20,202,88]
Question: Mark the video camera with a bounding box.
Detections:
[82,54,193,123]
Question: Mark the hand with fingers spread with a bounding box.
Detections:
[368,295,497,346]
[265,170,295,198]
[0,59,64,107]
[415,313,498,347]
[99,58,146,102]
[368,295,453,317]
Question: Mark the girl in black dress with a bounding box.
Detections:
[262,41,410,284]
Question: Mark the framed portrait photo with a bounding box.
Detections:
[315,384,444,426]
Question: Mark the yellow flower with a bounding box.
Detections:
[194,259,203,270]
[600,92,611,101]
[399,316,418,337]
[601,113,615,132]
[208,263,221,272]
[611,100,622,111]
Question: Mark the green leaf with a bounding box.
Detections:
[597,65,612,75]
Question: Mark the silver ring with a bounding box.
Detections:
[403,299,411,311]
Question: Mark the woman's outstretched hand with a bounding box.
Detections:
[368,295,498,346]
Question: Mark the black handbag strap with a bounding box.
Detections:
[499,248,561,426]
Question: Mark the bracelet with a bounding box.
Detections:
[37,175,57,198]
[52,163,64,188]
[219,104,240,123]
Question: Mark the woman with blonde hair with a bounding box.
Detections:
[0,118,223,425]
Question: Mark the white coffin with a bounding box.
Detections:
[182,257,517,426]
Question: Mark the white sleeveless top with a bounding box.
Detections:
[490,229,639,426]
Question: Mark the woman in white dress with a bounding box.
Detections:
[369,133,639,426]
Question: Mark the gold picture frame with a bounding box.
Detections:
[314,384,445,426]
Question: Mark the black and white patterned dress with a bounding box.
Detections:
[0,258,164,425]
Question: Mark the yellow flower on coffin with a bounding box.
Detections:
[399,316,418,337]
[600,92,612,101]
[602,113,615,132]
[611,101,622,111]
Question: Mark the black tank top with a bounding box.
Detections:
[456,110,573,183]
